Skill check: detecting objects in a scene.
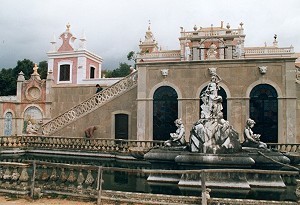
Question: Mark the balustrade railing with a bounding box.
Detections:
[0,161,298,204]
[244,47,294,55]
[180,28,244,38]
[0,162,31,195]
[0,136,164,153]
[1,136,300,155]
[267,143,300,152]
[137,50,181,60]
[41,71,138,136]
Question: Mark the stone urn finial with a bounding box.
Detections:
[17,71,25,81]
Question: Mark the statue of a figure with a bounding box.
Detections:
[164,118,186,147]
[201,73,222,119]
[26,120,38,134]
[242,118,267,149]
[207,43,218,60]
[190,115,241,154]
[185,42,190,61]
[234,38,243,59]
[189,70,241,154]
[190,119,207,152]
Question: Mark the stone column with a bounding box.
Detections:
[45,71,54,122]
[192,47,199,60]
[285,60,297,143]
[16,72,25,103]
[16,72,25,135]
[137,66,148,140]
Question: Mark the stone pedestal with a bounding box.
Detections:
[175,152,255,169]
[246,172,286,188]
[144,147,186,195]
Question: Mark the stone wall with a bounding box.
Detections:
[52,86,137,139]
[136,57,297,143]
[51,85,97,117]
[47,57,298,143]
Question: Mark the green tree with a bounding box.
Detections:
[105,63,131,78]
[12,59,35,80]
[127,51,137,68]
[38,61,48,79]
[0,59,48,96]
[127,51,136,62]
[0,68,15,96]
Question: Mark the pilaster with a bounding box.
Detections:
[137,66,148,140]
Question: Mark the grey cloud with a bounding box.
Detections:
[0,0,300,69]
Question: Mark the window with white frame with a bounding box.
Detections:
[59,64,71,81]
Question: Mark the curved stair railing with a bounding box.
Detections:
[41,71,138,135]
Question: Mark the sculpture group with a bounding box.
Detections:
[165,68,266,154]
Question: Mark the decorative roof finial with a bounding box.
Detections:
[50,33,56,44]
[148,20,151,30]
[32,63,41,80]
[33,63,38,75]
[66,23,71,32]
[240,22,244,29]
[273,34,278,47]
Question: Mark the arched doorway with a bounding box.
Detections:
[250,84,278,143]
[153,86,178,141]
[199,86,227,120]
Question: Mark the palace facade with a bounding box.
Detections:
[1,22,299,144]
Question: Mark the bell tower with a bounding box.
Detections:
[139,21,159,54]
[47,24,103,85]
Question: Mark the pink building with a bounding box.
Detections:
[47,23,103,85]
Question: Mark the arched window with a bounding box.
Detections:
[115,114,128,140]
[4,112,13,136]
[199,86,227,120]
[59,64,70,81]
[90,67,95,79]
[153,86,178,141]
[250,84,278,143]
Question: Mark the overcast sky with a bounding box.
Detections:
[0,0,299,70]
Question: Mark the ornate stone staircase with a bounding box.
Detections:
[41,71,138,135]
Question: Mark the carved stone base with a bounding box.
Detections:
[144,147,186,184]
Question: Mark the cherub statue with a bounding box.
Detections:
[164,118,186,147]
[242,118,267,149]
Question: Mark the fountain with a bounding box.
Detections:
[143,68,295,198]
